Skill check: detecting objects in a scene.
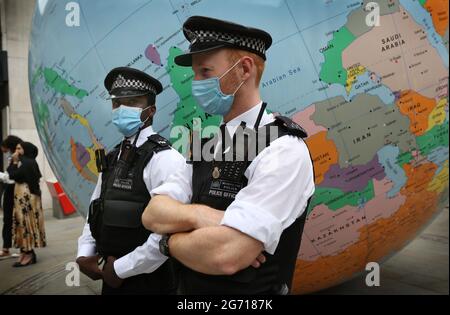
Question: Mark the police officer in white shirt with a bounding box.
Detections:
[76,67,185,295]
[142,16,315,295]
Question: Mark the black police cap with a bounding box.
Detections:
[104,67,163,100]
[175,16,273,67]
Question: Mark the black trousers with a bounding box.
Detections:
[101,260,177,295]
[2,184,14,249]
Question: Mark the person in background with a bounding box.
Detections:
[7,141,46,267]
[0,135,23,260]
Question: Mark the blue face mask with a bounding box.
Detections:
[112,105,151,137]
[191,60,246,116]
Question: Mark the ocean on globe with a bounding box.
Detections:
[28,0,449,294]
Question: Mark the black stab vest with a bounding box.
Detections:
[89,134,176,293]
[178,112,314,295]
[89,134,170,259]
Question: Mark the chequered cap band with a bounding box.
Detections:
[111,74,157,94]
[185,28,266,55]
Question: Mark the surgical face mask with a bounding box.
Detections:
[112,105,151,137]
[191,59,246,116]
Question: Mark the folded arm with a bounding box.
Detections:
[142,195,225,234]
[166,136,315,275]
[169,225,264,275]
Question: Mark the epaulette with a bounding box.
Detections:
[274,116,308,139]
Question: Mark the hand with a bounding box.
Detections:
[102,256,124,289]
[11,153,19,163]
[251,253,266,269]
[76,255,103,281]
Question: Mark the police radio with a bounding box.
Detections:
[95,148,107,173]
[115,128,142,179]
[115,140,137,179]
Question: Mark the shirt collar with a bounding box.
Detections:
[125,125,156,148]
[224,101,274,135]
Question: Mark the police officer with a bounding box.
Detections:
[76,67,185,295]
[142,16,315,294]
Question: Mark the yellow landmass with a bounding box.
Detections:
[345,65,366,94]
[427,160,449,194]
[85,146,99,177]
[427,97,448,131]
[70,113,102,149]
[71,113,90,128]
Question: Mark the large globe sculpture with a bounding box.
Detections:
[29,0,448,294]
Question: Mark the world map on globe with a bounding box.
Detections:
[28,0,448,294]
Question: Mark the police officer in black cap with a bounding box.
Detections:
[76,67,185,295]
[143,16,315,294]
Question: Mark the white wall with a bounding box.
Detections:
[1,0,55,210]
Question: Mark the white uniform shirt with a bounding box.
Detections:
[1,156,16,184]
[77,126,186,279]
[0,172,14,184]
[152,102,315,254]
